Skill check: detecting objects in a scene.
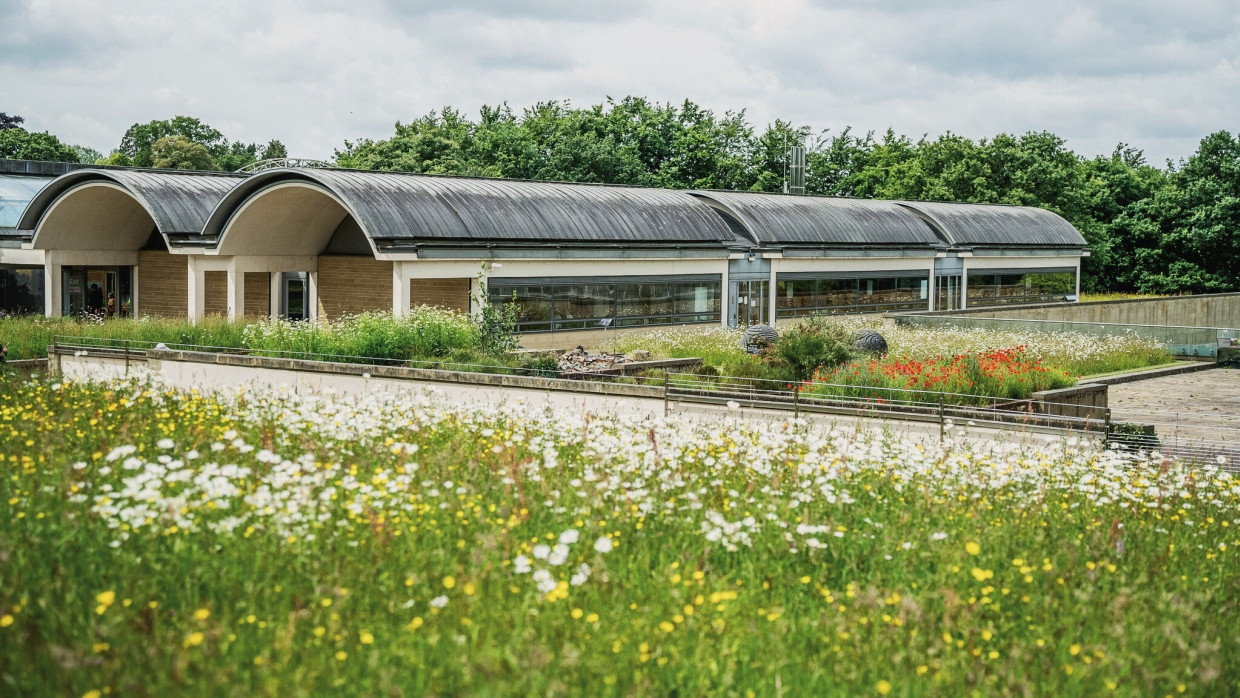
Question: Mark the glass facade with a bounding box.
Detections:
[0,265,45,316]
[61,266,133,317]
[775,273,930,318]
[0,175,50,229]
[490,276,721,333]
[966,268,1076,306]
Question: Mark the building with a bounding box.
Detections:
[0,159,1088,347]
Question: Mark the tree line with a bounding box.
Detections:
[2,98,1237,294]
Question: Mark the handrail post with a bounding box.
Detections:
[794,387,800,418]
[125,339,130,375]
[663,370,670,417]
[938,393,946,442]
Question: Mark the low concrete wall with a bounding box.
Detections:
[1030,383,1108,421]
[49,347,1087,448]
[923,293,1240,328]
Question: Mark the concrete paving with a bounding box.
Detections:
[1109,367,1240,443]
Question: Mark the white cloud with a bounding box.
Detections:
[1,0,1237,165]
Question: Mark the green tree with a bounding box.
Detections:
[150,135,218,170]
[69,144,105,164]
[116,116,259,171]
[0,128,78,162]
[0,113,24,130]
[261,139,288,160]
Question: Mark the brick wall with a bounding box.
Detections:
[410,278,470,314]
[136,251,187,318]
[244,272,270,317]
[203,271,227,316]
[317,256,393,320]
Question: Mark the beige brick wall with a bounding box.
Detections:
[317,256,394,320]
[244,272,270,317]
[136,251,187,318]
[203,271,227,317]
[411,278,470,314]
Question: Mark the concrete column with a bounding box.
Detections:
[270,272,282,318]
[768,263,778,326]
[393,262,411,318]
[307,271,319,321]
[131,263,140,317]
[1075,258,1082,301]
[719,265,729,328]
[187,256,206,323]
[226,260,245,321]
[959,260,968,311]
[44,253,62,318]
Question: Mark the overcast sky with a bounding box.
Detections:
[3,0,1238,166]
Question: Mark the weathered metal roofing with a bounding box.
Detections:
[16,169,244,235]
[896,201,1086,248]
[203,169,736,246]
[688,190,944,248]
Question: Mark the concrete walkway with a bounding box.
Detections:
[1109,367,1240,443]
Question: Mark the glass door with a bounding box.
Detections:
[62,269,86,316]
[736,280,769,326]
[935,274,962,312]
[281,272,309,321]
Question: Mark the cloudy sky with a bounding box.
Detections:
[3,0,1238,166]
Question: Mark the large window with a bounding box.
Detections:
[0,265,45,316]
[966,268,1076,306]
[775,272,930,318]
[490,276,721,333]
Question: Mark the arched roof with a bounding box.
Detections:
[687,190,945,248]
[17,169,243,236]
[896,201,1086,248]
[203,169,737,248]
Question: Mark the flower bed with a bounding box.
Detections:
[0,374,1236,695]
[803,346,1077,405]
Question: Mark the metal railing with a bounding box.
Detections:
[50,335,1113,436]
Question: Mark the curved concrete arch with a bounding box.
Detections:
[17,168,242,248]
[30,181,156,250]
[212,180,377,257]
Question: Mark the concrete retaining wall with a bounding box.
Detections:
[922,293,1240,328]
[1030,383,1108,421]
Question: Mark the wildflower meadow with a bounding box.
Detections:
[0,372,1236,696]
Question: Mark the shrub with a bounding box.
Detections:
[767,318,853,383]
[519,354,560,377]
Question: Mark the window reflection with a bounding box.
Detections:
[491,277,720,333]
[965,270,1076,306]
[774,274,930,318]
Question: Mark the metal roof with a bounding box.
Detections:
[688,190,945,248]
[896,200,1086,248]
[202,169,736,246]
[16,169,244,236]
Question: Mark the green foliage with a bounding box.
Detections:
[766,318,852,382]
[150,135,217,171]
[471,275,520,355]
[261,139,288,160]
[242,310,480,362]
[519,353,560,377]
[0,127,78,162]
[115,116,265,172]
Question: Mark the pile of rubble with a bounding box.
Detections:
[557,346,651,373]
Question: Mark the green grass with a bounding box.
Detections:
[0,315,250,361]
[0,375,1235,696]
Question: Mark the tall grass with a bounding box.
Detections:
[0,315,250,360]
[0,309,487,365]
